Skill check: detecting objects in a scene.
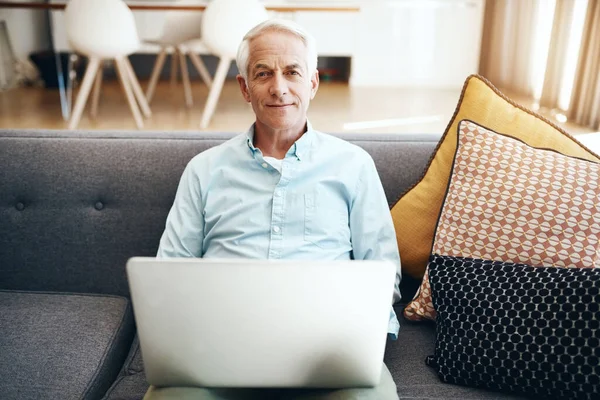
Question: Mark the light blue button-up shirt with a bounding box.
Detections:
[157,122,402,338]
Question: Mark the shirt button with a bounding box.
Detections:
[262,162,268,168]
[273,226,281,233]
[274,190,282,197]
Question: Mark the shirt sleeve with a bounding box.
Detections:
[157,161,205,258]
[349,154,402,340]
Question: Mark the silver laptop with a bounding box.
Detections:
[126,257,396,389]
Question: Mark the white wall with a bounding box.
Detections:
[351,0,486,88]
[0,5,50,61]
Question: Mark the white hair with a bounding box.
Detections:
[236,19,318,82]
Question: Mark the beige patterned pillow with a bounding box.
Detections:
[404,120,600,321]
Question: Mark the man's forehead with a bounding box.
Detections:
[250,59,304,70]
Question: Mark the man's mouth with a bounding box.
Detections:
[267,104,293,108]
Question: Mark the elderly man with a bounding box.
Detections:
[146,18,401,400]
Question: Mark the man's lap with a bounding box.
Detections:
[143,363,398,400]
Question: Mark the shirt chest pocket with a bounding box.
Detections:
[304,191,349,249]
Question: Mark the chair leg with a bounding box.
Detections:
[146,48,166,103]
[115,56,143,129]
[68,57,101,130]
[188,51,212,88]
[199,57,230,129]
[90,62,103,119]
[123,57,152,118]
[178,46,193,108]
[66,53,79,119]
[170,48,179,86]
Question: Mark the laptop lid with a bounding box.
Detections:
[126,257,396,388]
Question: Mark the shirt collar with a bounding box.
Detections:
[245,120,314,161]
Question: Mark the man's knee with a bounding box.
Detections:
[287,364,398,400]
[340,364,398,400]
[143,386,235,400]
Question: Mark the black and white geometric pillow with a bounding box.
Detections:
[426,254,600,400]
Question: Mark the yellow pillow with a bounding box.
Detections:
[391,74,600,280]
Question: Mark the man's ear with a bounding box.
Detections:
[237,75,251,103]
[310,70,320,100]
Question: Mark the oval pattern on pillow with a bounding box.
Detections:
[433,120,600,269]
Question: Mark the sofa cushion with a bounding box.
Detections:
[390,74,600,281]
[0,291,135,400]
[101,372,148,400]
[102,335,149,400]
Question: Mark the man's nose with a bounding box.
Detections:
[269,73,288,98]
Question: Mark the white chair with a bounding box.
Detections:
[144,1,213,108]
[199,0,269,128]
[65,0,151,130]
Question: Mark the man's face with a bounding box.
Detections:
[237,30,319,132]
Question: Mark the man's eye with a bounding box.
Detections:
[288,71,299,75]
[256,71,269,77]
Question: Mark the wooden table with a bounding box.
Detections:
[0,1,360,12]
[0,1,359,120]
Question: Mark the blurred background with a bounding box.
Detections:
[0,0,598,149]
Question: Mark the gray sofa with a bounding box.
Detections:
[0,129,524,400]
